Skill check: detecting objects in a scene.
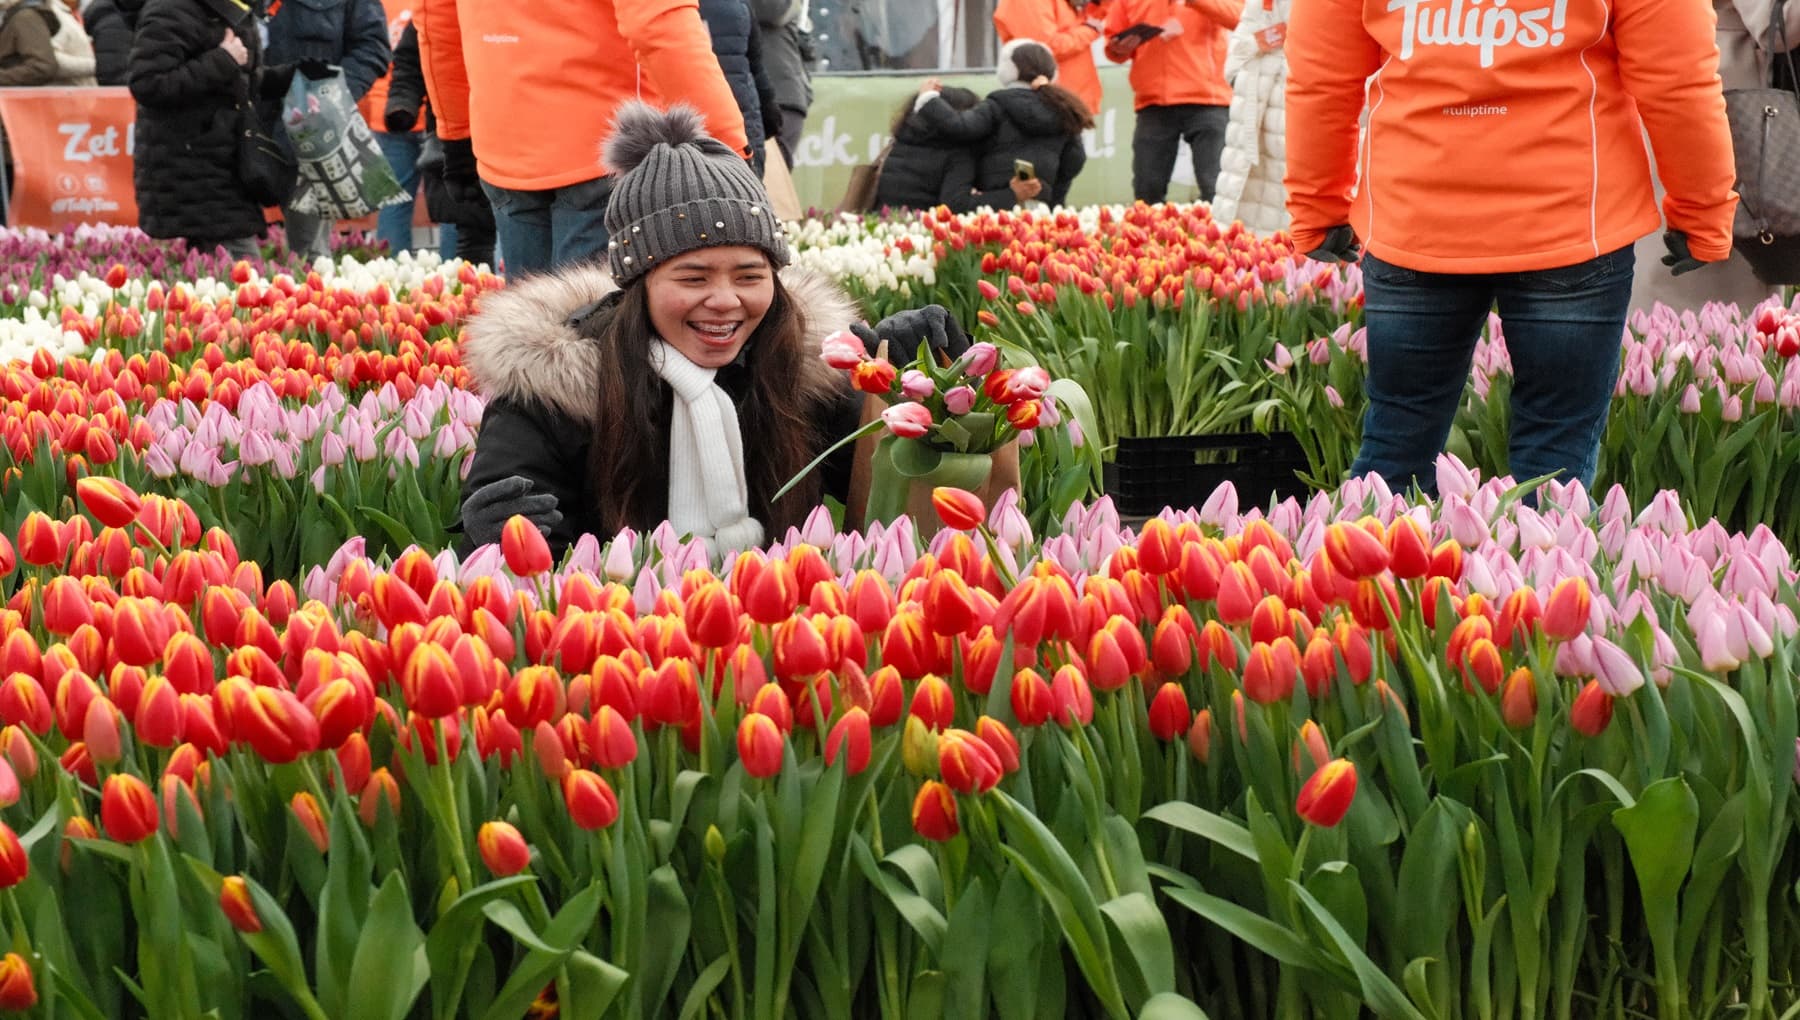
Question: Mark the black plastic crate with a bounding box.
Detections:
[1102,432,1313,518]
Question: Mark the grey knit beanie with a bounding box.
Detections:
[601,102,790,286]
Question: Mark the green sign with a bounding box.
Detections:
[787,66,1208,213]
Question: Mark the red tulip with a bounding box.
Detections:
[0,534,12,580]
[401,643,462,720]
[83,698,123,766]
[937,728,1003,794]
[1295,758,1357,827]
[588,705,639,769]
[0,674,51,736]
[290,791,329,852]
[1500,667,1537,729]
[1086,615,1147,692]
[1462,638,1505,696]
[219,875,262,933]
[0,952,36,1012]
[825,707,873,775]
[1049,664,1093,727]
[101,773,158,843]
[868,664,905,727]
[1570,680,1613,736]
[732,551,800,625]
[1147,683,1191,741]
[921,570,980,639]
[0,822,25,889]
[1009,668,1052,727]
[973,715,1020,773]
[500,516,553,576]
[17,512,65,568]
[1187,708,1214,764]
[562,769,620,830]
[772,616,832,682]
[1293,719,1331,772]
[908,674,955,732]
[358,767,402,827]
[1542,577,1591,642]
[1241,639,1297,705]
[911,779,960,841]
[477,820,531,876]
[683,581,740,649]
[930,487,987,531]
[76,476,143,530]
[736,713,786,778]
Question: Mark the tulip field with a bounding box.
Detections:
[0,216,1795,1020]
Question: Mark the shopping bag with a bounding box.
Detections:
[282,66,404,219]
[761,139,802,221]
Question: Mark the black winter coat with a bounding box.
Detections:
[127,0,266,244]
[874,112,1014,214]
[457,264,864,559]
[917,86,1088,208]
[698,0,766,158]
[264,0,386,100]
[84,0,134,85]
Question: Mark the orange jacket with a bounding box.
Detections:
[415,0,748,192]
[1104,0,1241,109]
[358,0,419,133]
[995,0,1105,115]
[1284,0,1738,273]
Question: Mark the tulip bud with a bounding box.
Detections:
[1295,758,1357,827]
[0,952,36,1012]
[290,791,329,853]
[358,767,402,827]
[561,769,621,831]
[901,714,939,777]
[1570,680,1613,737]
[100,773,158,843]
[1187,708,1214,764]
[930,487,987,531]
[1541,577,1592,642]
[220,875,263,933]
[1500,667,1537,729]
[937,728,1003,794]
[75,476,144,530]
[588,705,639,769]
[500,516,554,577]
[477,820,531,876]
[0,822,25,888]
[908,674,955,732]
[1147,683,1191,742]
[911,779,960,841]
[1049,664,1094,727]
[736,713,786,779]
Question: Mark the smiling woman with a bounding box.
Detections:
[454,102,875,559]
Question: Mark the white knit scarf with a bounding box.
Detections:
[648,339,765,555]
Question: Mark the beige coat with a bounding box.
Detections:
[1631,0,1800,313]
[47,2,95,85]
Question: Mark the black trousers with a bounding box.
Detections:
[1131,103,1229,204]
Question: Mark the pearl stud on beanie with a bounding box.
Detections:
[601,102,790,286]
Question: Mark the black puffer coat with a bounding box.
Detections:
[698,0,766,158]
[457,263,864,559]
[127,0,266,244]
[874,112,1013,214]
[916,86,1088,207]
[84,0,135,85]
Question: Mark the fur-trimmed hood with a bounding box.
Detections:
[461,264,863,425]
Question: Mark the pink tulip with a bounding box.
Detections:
[1590,636,1644,696]
[820,330,867,369]
[900,370,935,400]
[943,386,976,415]
[881,402,932,438]
[1679,384,1703,414]
[1005,366,1051,400]
[960,342,999,377]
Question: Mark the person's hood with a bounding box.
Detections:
[461,263,861,425]
[986,87,1069,138]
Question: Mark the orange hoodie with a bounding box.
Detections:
[416,0,748,192]
[995,0,1105,115]
[1104,0,1242,109]
[1284,0,1738,273]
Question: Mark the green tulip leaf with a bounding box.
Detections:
[675,954,734,1020]
[1137,992,1211,1020]
[424,876,538,1020]
[1288,881,1428,1020]
[347,872,428,1020]
[1101,891,1176,1004]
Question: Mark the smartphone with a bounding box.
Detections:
[1109,22,1164,46]
[1014,159,1037,181]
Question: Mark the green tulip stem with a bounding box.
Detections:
[434,723,473,894]
[977,525,1018,589]
[3,888,26,946]
[865,787,886,857]
[1290,825,1314,886]
[709,863,747,1020]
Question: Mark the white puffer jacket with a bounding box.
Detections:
[1211,0,1289,236]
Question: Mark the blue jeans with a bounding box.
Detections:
[375,131,423,255]
[1352,245,1636,496]
[481,175,612,277]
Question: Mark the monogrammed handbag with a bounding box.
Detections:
[1724,0,1800,284]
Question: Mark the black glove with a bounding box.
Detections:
[384,108,417,134]
[440,137,484,208]
[297,58,332,80]
[762,104,784,149]
[459,475,563,547]
[850,305,972,363]
[255,62,297,100]
[1306,225,1361,264]
[1661,231,1705,277]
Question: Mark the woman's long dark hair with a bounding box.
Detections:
[1010,42,1095,135]
[586,272,823,537]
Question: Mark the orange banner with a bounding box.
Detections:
[0,87,139,230]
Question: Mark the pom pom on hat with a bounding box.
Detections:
[602,101,737,176]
